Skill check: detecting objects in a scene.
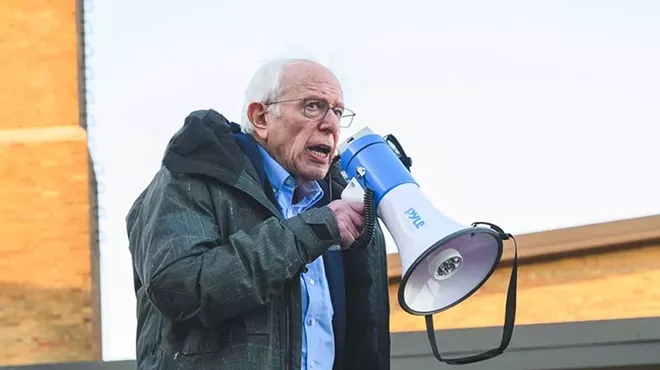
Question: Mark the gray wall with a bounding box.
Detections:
[390,317,660,370]
[2,317,660,370]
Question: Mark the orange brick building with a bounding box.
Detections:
[2,1,660,369]
[0,0,100,365]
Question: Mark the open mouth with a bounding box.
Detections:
[308,144,331,159]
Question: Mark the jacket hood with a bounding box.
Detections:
[162,109,257,186]
[125,109,269,257]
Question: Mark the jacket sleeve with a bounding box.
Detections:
[127,169,341,328]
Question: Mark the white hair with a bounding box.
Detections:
[240,58,321,134]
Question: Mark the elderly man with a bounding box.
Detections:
[125,58,391,370]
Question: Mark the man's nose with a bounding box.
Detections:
[319,112,341,134]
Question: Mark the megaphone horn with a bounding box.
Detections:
[337,127,519,365]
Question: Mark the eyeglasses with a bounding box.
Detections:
[264,98,356,128]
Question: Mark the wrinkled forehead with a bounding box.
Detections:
[280,62,344,106]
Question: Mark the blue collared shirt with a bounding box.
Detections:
[257,145,335,370]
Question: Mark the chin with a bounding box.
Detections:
[300,167,330,183]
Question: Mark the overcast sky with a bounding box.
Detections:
[84,0,660,361]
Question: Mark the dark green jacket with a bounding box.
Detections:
[125,109,391,369]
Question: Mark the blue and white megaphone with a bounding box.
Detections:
[336,127,519,365]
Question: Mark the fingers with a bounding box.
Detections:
[327,200,367,248]
[347,209,364,233]
[346,201,365,214]
[343,220,359,244]
[343,210,364,245]
[340,201,365,232]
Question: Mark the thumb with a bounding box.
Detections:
[347,201,365,213]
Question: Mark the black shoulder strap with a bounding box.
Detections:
[425,228,518,365]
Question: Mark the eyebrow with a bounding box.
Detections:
[304,94,344,109]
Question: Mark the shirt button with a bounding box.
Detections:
[308,319,316,326]
[308,278,315,285]
[310,361,315,368]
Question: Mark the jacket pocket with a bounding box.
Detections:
[178,316,270,356]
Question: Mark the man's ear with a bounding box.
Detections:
[247,102,268,141]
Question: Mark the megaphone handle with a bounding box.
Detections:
[383,134,412,171]
[425,234,518,365]
[340,169,377,250]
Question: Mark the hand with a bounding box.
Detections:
[327,200,365,249]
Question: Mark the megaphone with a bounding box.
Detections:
[337,127,519,365]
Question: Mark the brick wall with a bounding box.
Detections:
[0,0,99,366]
[389,242,660,333]
[0,0,80,130]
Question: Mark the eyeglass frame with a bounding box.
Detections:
[263,97,356,128]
